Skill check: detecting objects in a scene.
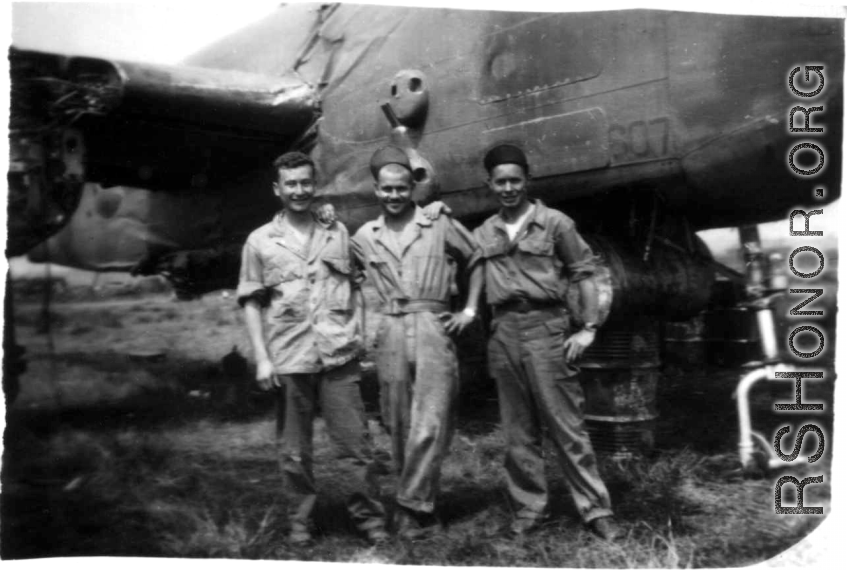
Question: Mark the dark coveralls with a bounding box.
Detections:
[237,211,386,532]
[473,200,613,524]
[352,206,479,514]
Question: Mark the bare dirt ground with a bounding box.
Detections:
[1,292,835,566]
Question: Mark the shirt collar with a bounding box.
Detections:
[271,208,333,234]
[270,209,335,261]
[494,199,547,231]
[370,204,432,231]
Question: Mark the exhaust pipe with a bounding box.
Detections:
[735,301,792,473]
[737,365,789,473]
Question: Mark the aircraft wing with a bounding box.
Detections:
[8,47,319,256]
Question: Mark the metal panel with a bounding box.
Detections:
[482,107,609,176]
[478,13,603,104]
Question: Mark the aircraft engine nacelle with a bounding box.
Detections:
[574,235,715,326]
[570,234,715,458]
[6,128,86,257]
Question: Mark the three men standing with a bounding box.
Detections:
[238,144,617,545]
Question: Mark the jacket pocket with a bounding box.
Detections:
[517,239,554,257]
[481,242,509,259]
[323,256,351,275]
[322,256,353,310]
[263,264,303,287]
[543,316,571,338]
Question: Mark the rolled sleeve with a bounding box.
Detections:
[236,241,269,307]
[349,239,367,289]
[444,218,481,267]
[468,226,487,270]
[555,219,596,283]
[567,256,597,283]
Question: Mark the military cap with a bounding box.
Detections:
[484,144,528,172]
[370,145,413,179]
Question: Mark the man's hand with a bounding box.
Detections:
[563,329,596,363]
[440,311,474,335]
[315,203,338,225]
[421,201,452,220]
[256,358,281,391]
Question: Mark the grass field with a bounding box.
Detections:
[1,293,835,565]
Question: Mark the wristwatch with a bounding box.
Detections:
[582,322,598,333]
[462,307,478,319]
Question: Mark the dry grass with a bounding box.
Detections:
[1,294,834,565]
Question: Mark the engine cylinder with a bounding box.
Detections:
[571,235,715,325]
[581,315,661,459]
[569,234,714,458]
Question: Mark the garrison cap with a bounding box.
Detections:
[484,144,528,172]
[370,145,413,179]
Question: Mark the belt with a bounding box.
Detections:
[492,299,563,316]
[383,298,450,316]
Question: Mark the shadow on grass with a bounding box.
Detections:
[439,482,505,528]
[1,422,172,559]
[1,408,288,559]
[8,350,278,433]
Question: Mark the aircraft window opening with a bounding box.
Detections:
[479,14,602,104]
[391,84,398,97]
[413,167,429,183]
[409,77,422,93]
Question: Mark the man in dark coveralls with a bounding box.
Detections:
[352,146,482,539]
[473,144,619,540]
[238,151,387,545]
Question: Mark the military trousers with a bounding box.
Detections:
[276,359,386,531]
[488,307,613,524]
[374,309,459,513]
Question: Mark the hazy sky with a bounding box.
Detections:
[11,1,281,64]
[9,0,845,67]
